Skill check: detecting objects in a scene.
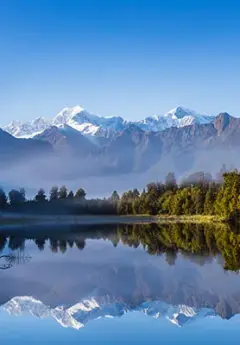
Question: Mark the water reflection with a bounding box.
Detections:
[0,222,240,334]
[0,251,31,270]
[1,222,240,271]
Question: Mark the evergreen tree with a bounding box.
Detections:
[144,182,165,214]
[204,185,217,215]
[171,191,184,215]
[181,188,193,215]
[110,190,120,202]
[19,188,26,203]
[58,186,68,199]
[165,172,177,190]
[49,186,58,202]
[67,191,74,199]
[216,164,227,183]
[214,171,240,219]
[75,188,86,199]
[35,188,47,203]
[194,188,206,214]
[8,189,26,206]
[132,188,140,198]
[0,188,7,209]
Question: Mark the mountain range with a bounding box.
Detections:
[4,105,214,139]
[1,296,217,330]
[1,105,240,190]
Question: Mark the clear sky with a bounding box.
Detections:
[1,0,240,125]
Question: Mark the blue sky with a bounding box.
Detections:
[1,0,240,124]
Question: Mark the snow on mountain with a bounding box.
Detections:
[66,109,126,137]
[52,105,85,126]
[3,105,215,139]
[4,117,50,138]
[134,115,170,132]
[136,107,215,132]
[164,106,215,127]
[3,296,84,330]
[2,296,216,330]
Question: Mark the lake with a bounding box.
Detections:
[0,222,240,344]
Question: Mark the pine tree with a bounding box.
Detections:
[58,186,68,199]
[110,190,120,202]
[215,171,240,219]
[35,188,47,203]
[165,172,177,190]
[0,188,7,209]
[67,191,74,199]
[194,188,206,214]
[49,186,58,202]
[19,188,26,203]
[75,188,86,199]
[8,189,25,206]
[204,186,217,215]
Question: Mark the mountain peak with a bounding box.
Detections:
[4,117,50,138]
[53,105,85,126]
[165,106,197,119]
[58,105,85,116]
[3,105,216,139]
[214,112,232,134]
[2,296,217,330]
[216,112,231,119]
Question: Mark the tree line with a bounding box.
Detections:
[1,165,240,219]
[0,185,116,215]
[117,169,240,220]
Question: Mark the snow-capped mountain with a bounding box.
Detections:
[135,107,215,132]
[3,105,215,139]
[2,296,216,330]
[4,117,50,138]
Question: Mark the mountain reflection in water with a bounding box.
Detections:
[0,222,240,333]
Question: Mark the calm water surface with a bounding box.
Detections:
[0,222,240,344]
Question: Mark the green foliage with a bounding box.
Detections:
[2,169,240,220]
[204,185,217,215]
[115,170,240,220]
[165,172,177,190]
[215,171,240,219]
[1,222,240,272]
[117,189,140,214]
[110,191,120,202]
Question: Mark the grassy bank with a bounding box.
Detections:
[154,214,226,224]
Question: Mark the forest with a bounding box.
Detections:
[1,165,240,220]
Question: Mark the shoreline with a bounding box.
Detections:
[0,214,226,230]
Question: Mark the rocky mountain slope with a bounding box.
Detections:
[0,128,51,165]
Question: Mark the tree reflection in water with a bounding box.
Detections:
[0,250,31,270]
[0,222,239,271]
